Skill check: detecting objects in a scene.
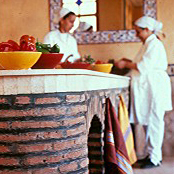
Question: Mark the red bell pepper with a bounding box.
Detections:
[0,40,20,52]
[0,42,18,52]
[20,35,36,51]
[7,40,20,51]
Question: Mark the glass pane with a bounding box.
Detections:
[79,16,97,31]
[63,0,77,3]
[79,2,96,15]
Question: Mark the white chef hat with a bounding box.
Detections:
[74,22,92,32]
[59,8,71,19]
[134,16,163,34]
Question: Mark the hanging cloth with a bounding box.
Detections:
[104,98,133,174]
[118,95,137,165]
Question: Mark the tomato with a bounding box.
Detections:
[95,60,104,64]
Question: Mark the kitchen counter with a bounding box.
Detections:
[0,69,130,173]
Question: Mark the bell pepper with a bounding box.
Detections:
[0,40,20,52]
[20,35,36,51]
[50,44,60,53]
[36,42,51,53]
[0,42,13,51]
[20,35,36,45]
[7,40,20,51]
[38,43,52,51]
[35,42,60,53]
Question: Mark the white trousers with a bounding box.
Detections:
[146,108,165,165]
[133,108,165,166]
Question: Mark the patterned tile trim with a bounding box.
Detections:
[49,0,157,44]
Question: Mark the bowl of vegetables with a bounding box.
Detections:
[0,35,41,70]
[0,51,42,70]
[32,42,63,69]
[60,55,94,69]
[91,60,113,73]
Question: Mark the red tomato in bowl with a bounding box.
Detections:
[95,60,105,64]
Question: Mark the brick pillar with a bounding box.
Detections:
[0,93,88,174]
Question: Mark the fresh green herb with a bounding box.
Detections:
[83,55,95,64]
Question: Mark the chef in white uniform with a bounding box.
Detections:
[43,8,80,62]
[74,22,93,32]
[115,16,172,168]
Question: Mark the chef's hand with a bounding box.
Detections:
[115,58,138,70]
[115,59,127,69]
[74,58,81,63]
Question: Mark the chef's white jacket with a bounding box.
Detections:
[43,30,80,62]
[129,34,172,125]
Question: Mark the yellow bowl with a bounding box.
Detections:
[92,63,113,73]
[0,51,42,70]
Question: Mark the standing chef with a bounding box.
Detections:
[43,8,80,62]
[115,16,172,168]
[74,22,93,32]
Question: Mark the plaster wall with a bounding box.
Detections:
[0,0,173,63]
[0,0,49,43]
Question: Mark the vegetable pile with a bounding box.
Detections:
[78,55,95,64]
[0,35,60,54]
[78,55,106,65]
[0,35,36,52]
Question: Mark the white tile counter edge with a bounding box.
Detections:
[0,69,130,95]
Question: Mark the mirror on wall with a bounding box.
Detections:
[49,0,157,44]
[124,0,143,30]
[98,0,143,31]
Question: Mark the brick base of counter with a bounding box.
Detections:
[0,88,128,174]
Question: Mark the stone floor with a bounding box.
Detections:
[133,157,174,174]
